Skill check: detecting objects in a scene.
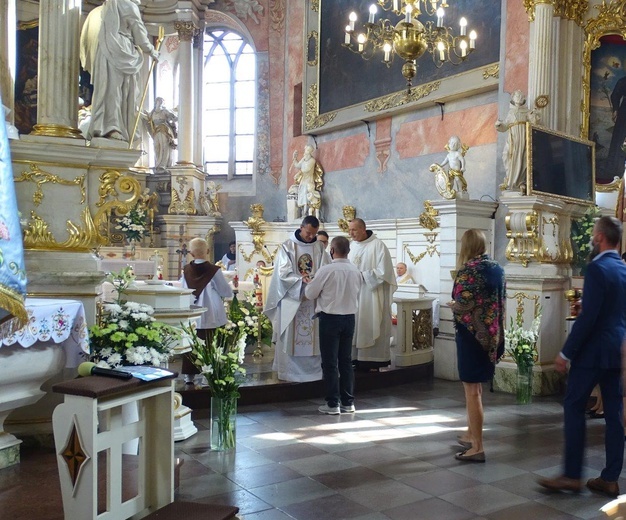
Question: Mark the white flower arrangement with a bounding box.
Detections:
[116,204,149,242]
[504,312,541,369]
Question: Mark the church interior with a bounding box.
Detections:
[2,0,626,518]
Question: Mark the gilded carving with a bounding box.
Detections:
[482,64,500,79]
[307,30,319,67]
[14,164,86,206]
[241,204,269,260]
[305,83,338,131]
[418,201,439,231]
[403,234,440,265]
[23,208,102,251]
[168,187,197,215]
[542,215,559,237]
[338,205,356,233]
[505,210,539,267]
[310,0,319,12]
[364,81,441,112]
[412,308,433,350]
[508,291,541,324]
[554,0,588,26]
[582,0,626,138]
[535,94,550,108]
[93,170,143,245]
[596,176,622,192]
[174,21,198,42]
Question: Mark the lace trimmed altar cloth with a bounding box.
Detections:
[0,298,89,367]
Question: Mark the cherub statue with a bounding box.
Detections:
[429,135,469,200]
[496,90,540,192]
[291,145,324,219]
[143,97,178,172]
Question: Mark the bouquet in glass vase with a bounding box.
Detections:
[504,311,541,404]
[182,315,247,451]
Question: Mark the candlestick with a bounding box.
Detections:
[345,26,351,45]
[405,4,412,24]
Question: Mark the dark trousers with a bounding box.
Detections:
[563,366,624,481]
[318,312,355,408]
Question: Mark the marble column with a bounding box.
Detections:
[174,21,197,165]
[527,1,556,130]
[30,0,82,139]
[193,27,204,167]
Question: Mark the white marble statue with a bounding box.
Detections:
[291,145,324,219]
[2,105,19,140]
[80,0,159,142]
[143,97,177,172]
[496,90,540,191]
[429,135,469,200]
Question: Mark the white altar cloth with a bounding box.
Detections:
[0,298,89,367]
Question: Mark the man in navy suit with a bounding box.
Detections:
[539,216,626,497]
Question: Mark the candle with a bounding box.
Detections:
[436,7,445,28]
[437,41,445,61]
[233,271,239,288]
[393,0,399,11]
[345,26,351,44]
[383,42,392,62]
[405,4,412,24]
[368,4,377,23]
[469,30,477,49]
[349,11,357,31]
[357,33,366,53]
[460,39,467,57]
[459,17,467,36]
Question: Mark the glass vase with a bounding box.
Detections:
[210,396,237,451]
[516,363,533,405]
[129,238,137,260]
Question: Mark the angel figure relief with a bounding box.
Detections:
[291,145,324,219]
[429,135,470,200]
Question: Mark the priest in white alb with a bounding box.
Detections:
[264,215,330,382]
[348,218,397,371]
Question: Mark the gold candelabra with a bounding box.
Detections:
[342,0,477,91]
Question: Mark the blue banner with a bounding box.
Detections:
[0,100,27,329]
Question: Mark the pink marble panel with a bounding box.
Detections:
[395,103,498,159]
[319,134,370,171]
[503,0,530,94]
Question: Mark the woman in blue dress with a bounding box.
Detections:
[450,229,505,463]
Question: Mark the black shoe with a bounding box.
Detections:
[588,412,605,419]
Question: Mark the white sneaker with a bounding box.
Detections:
[340,404,356,413]
[318,404,340,415]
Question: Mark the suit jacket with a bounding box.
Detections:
[562,250,626,369]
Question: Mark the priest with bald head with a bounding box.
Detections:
[348,218,397,372]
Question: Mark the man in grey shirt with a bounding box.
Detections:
[305,236,363,415]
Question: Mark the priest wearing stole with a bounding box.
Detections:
[265,216,331,382]
[348,218,397,371]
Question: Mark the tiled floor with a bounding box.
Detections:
[2,378,624,520]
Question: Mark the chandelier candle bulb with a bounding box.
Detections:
[437,41,445,61]
[436,7,444,27]
[383,42,392,62]
[349,11,357,31]
[405,4,412,23]
[393,0,398,11]
[469,30,476,48]
[345,26,351,44]
[459,17,467,36]
[358,33,366,52]
[368,4,377,23]
[460,39,467,57]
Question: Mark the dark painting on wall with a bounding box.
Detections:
[319,0,501,114]
[590,35,626,184]
[14,23,38,135]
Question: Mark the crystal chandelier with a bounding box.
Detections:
[342,0,477,92]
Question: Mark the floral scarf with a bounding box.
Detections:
[452,254,505,359]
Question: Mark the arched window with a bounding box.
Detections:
[203,30,256,178]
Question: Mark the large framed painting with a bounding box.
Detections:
[304,0,501,134]
[14,20,38,135]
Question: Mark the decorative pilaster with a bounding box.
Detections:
[30,0,82,138]
[496,193,588,395]
[174,21,199,165]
